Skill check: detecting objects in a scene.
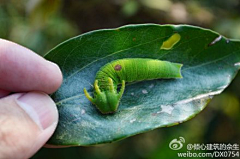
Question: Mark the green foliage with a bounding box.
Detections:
[0,0,78,55]
[45,24,240,146]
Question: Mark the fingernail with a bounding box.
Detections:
[17,92,58,130]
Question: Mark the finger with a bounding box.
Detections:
[0,92,58,159]
[0,39,62,94]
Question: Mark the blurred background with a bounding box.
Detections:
[0,0,240,158]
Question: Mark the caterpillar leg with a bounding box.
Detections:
[84,79,125,114]
[83,88,95,104]
[118,80,125,98]
[108,77,114,92]
[94,80,101,94]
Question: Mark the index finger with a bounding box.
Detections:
[0,39,62,94]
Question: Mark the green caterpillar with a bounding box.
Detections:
[84,58,183,114]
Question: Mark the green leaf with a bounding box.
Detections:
[45,24,240,146]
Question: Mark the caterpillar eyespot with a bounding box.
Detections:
[84,58,183,114]
[114,64,122,71]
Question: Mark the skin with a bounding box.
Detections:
[0,39,63,158]
[84,58,183,114]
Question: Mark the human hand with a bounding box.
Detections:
[0,39,62,158]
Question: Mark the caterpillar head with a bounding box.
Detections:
[84,78,125,114]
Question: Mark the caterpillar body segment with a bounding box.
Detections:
[84,58,183,114]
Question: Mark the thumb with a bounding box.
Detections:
[0,92,58,159]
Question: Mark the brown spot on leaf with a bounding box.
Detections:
[114,64,122,71]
